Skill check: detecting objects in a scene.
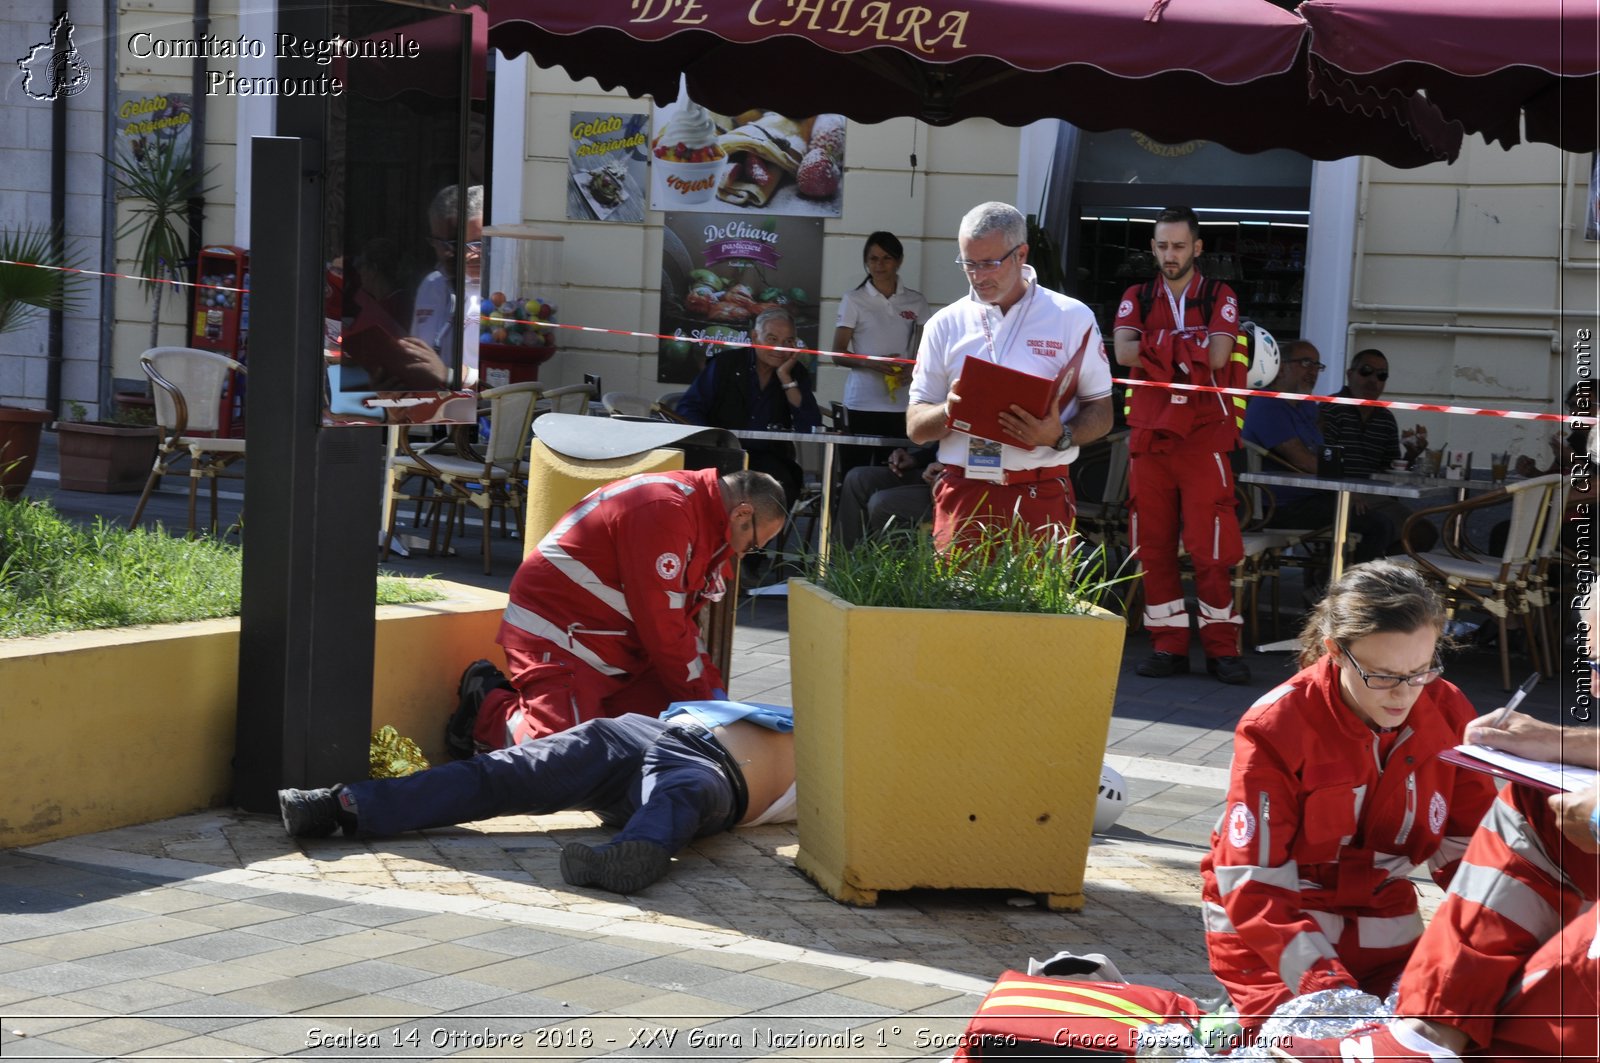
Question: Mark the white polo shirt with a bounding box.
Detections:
[834,280,931,412]
[908,266,1112,471]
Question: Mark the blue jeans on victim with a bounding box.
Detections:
[342,714,734,854]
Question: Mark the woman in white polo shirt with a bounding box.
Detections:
[831,231,931,472]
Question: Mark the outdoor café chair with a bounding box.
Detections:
[130,346,247,536]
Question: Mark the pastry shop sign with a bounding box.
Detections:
[702,220,782,268]
[627,0,970,57]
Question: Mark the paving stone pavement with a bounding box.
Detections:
[3,585,1569,1061]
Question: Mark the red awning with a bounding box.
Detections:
[1302,0,1600,151]
[488,0,1461,166]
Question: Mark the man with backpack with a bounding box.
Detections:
[1113,206,1251,685]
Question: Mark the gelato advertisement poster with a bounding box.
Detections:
[111,91,194,186]
[649,87,845,218]
[567,110,649,223]
[657,213,823,384]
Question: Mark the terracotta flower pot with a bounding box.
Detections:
[0,406,52,500]
[54,421,161,493]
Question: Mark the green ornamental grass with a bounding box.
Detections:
[0,500,443,638]
[814,520,1132,615]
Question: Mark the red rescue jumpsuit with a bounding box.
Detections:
[473,469,731,749]
[1114,275,1247,658]
[1200,656,1497,1027]
[1399,782,1598,1061]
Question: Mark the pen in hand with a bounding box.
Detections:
[1483,672,1540,733]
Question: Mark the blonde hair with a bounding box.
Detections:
[1297,560,1448,668]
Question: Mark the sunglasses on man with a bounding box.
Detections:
[1353,365,1389,381]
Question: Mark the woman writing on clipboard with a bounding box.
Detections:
[1200,561,1495,1034]
[831,231,930,474]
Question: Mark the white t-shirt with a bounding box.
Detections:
[834,280,931,412]
[908,265,1112,471]
[410,271,479,387]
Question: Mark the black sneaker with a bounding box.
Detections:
[559,840,673,894]
[446,659,510,758]
[1206,656,1252,685]
[279,786,343,838]
[1136,651,1190,678]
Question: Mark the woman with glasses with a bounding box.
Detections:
[1200,560,1496,1033]
[830,231,930,474]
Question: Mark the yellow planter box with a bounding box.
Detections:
[0,581,506,848]
[788,579,1125,911]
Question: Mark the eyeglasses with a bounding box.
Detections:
[1339,643,1444,690]
[1289,358,1327,372]
[955,244,1022,275]
[1355,365,1390,381]
[429,238,483,253]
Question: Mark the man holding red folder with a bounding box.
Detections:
[907,202,1113,549]
[1113,206,1249,685]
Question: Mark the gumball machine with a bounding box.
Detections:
[478,226,563,388]
[191,245,249,435]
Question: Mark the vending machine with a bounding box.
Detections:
[191,245,249,436]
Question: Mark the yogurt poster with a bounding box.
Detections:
[656,212,824,384]
[649,84,845,218]
[567,110,649,223]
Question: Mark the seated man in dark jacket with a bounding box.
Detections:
[676,306,821,506]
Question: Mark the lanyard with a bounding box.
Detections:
[977,282,1034,365]
[1160,277,1188,333]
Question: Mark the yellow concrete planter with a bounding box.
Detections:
[0,581,506,848]
[788,579,1125,911]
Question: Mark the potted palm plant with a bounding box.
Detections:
[0,225,82,500]
[788,524,1130,911]
[109,141,213,349]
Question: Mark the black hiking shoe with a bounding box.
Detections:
[446,659,510,758]
[1206,656,1252,685]
[279,786,350,838]
[559,840,673,894]
[1136,651,1190,678]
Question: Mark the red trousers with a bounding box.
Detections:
[932,467,1075,552]
[471,637,685,749]
[1399,784,1599,1060]
[1129,448,1242,657]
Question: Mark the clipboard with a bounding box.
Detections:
[1439,745,1599,795]
[945,333,1090,443]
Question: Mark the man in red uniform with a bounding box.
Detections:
[450,469,789,753]
[1114,206,1251,684]
[1274,711,1598,1062]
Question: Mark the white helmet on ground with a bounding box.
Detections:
[1094,763,1128,833]
[1243,320,1279,390]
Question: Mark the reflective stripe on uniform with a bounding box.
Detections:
[502,601,627,677]
[1198,597,1242,628]
[1279,928,1340,990]
[1374,851,1418,882]
[1213,860,1302,896]
[1143,597,1189,629]
[1446,861,1563,942]
[1479,795,1578,894]
[539,541,633,620]
[535,474,696,619]
[1355,911,1423,950]
[1202,901,1235,933]
[1425,835,1472,873]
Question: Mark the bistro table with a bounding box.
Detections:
[732,427,913,566]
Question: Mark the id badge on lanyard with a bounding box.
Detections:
[1162,282,1190,406]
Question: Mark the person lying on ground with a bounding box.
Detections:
[280,701,796,895]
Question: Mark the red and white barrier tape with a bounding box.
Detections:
[9,257,1590,426]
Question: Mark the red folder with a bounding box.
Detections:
[945,335,1090,443]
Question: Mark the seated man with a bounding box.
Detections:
[449,469,788,753]
[1319,348,1435,552]
[1273,710,1598,1062]
[1242,339,1392,565]
[676,306,822,507]
[280,701,796,895]
[835,444,940,546]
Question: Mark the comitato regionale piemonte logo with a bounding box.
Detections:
[18,12,92,102]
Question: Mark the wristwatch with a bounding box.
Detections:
[1051,426,1074,451]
